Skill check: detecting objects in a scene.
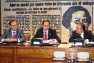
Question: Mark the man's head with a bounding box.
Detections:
[9,20,17,31]
[76,23,85,34]
[42,20,50,31]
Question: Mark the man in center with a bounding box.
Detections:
[32,20,61,44]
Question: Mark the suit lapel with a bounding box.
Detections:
[9,29,12,38]
[41,28,44,38]
[84,31,86,39]
[16,29,19,38]
[48,29,51,39]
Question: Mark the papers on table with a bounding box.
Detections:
[58,43,72,48]
[42,39,57,44]
[85,41,94,44]
[74,42,83,46]
[42,40,50,43]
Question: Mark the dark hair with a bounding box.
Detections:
[9,20,16,25]
[62,6,91,29]
[42,20,50,25]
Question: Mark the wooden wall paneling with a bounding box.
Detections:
[0,46,15,63]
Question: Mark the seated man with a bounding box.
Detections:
[69,23,93,42]
[0,20,25,43]
[32,20,61,44]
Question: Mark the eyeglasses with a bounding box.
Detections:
[43,25,50,27]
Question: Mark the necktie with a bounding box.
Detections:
[12,31,16,38]
[44,31,47,40]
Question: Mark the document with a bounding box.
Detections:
[58,43,72,48]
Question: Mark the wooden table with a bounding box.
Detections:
[0,43,94,63]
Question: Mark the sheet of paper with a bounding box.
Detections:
[58,43,72,48]
[42,40,50,43]
[75,42,83,46]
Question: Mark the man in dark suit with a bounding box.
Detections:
[0,20,25,43]
[32,20,61,43]
[69,23,93,42]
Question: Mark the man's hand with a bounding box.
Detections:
[4,38,17,42]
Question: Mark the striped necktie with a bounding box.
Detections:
[44,31,47,40]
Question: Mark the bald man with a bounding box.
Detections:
[0,20,25,43]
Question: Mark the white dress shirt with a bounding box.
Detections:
[80,31,84,39]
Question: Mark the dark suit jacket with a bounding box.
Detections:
[69,30,93,42]
[32,28,61,43]
[0,28,25,42]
